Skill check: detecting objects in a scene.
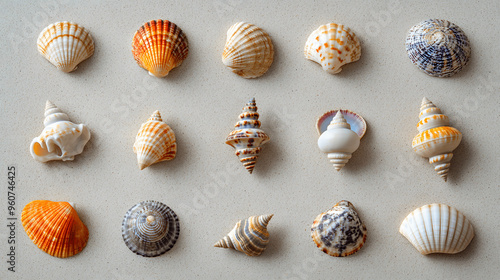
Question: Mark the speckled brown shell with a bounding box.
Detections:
[311,200,367,257]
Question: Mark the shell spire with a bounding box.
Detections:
[225,98,270,174]
[214,214,273,256]
[317,111,361,171]
[133,111,177,170]
[412,97,462,181]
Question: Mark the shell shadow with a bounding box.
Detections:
[260,224,284,259]
[145,122,190,174]
[424,233,478,263]
[254,139,281,177]
[342,123,375,174]
[447,135,472,184]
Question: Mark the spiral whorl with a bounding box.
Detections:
[412,97,462,181]
[43,100,70,126]
[214,214,273,256]
[122,201,179,257]
[226,98,270,174]
[148,110,163,122]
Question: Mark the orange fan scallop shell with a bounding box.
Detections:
[21,200,89,258]
[132,19,189,77]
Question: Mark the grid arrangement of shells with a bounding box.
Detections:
[24,18,476,258]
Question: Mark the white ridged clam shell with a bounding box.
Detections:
[37,22,94,72]
[412,97,462,181]
[30,101,91,162]
[222,22,274,78]
[317,111,362,171]
[304,23,361,74]
[400,204,474,255]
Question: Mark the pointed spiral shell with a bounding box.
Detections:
[225,98,270,174]
[122,201,180,257]
[412,97,462,181]
[214,214,273,256]
[21,200,89,258]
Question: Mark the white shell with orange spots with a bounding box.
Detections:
[304,23,361,74]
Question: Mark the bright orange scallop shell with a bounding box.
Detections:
[21,200,89,258]
[132,19,189,77]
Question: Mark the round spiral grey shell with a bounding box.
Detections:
[122,200,180,257]
[406,19,471,77]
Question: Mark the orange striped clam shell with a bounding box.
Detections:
[133,111,177,170]
[21,200,89,258]
[132,19,189,77]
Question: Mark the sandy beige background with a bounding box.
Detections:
[1,0,499,279]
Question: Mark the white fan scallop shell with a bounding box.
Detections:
[37,21,94,72]
[400,203,474,255]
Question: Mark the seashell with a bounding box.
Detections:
[133,110,177,170]
[122,200,180,257]
[222,22,274,78]
[412,97,462,181]
[317,111,364,171]
[225,98,270,174]
[406,19,471,77]
[30,101,91,162]
[316,109,366,139]
[304,23,361,74]
[311,200,367,257]
[37,21,94,72]
[132,19,189,77]
[400,203,474,255]
[21,200,89,258]
[214,214,273,256]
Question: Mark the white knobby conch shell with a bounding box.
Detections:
[304,23,361,74]
[317,111,363,171]
[37,22,94,72]
[214,214,273,256]
[133,111,177,170]
[222,22,274,78]
[400,203,474,255]
[30,101,91,162]
[225,98,270,174]
[412,97,462,181]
